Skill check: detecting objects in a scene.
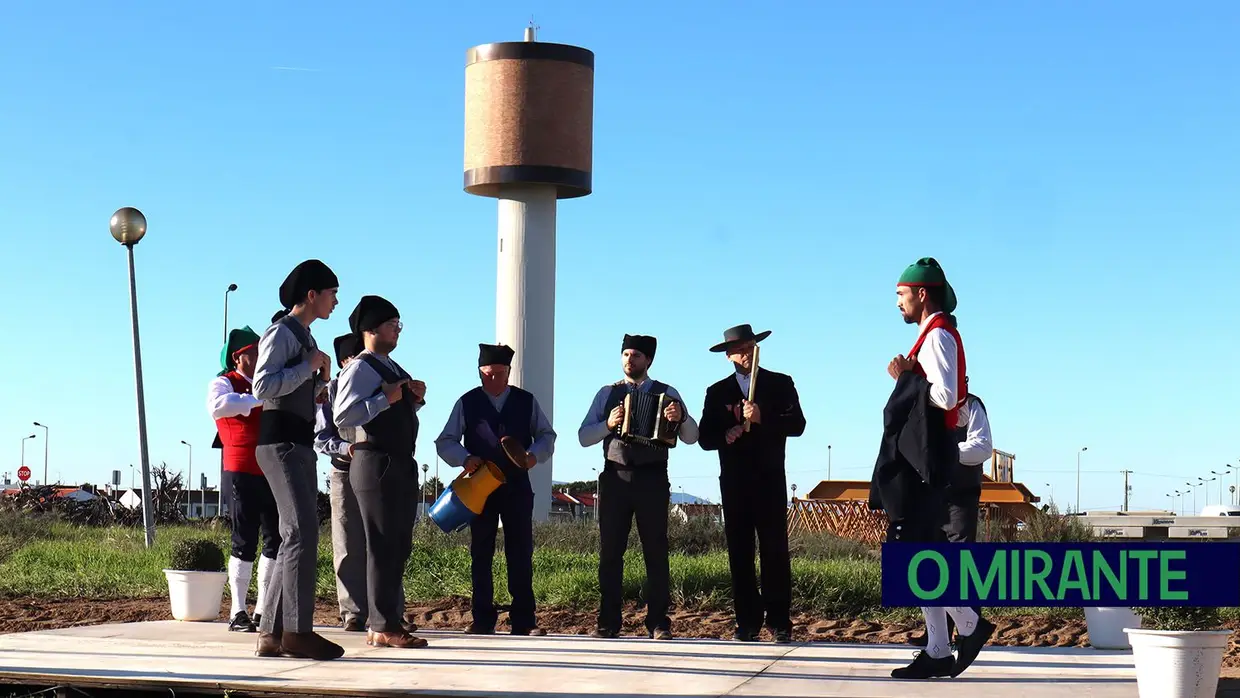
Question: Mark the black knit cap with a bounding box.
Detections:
[278,259,339,310]
[348,295,399,335]
[478,343,515,367]
[333,333,361,366]
[622,334,656,360]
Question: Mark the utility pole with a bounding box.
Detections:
[1122,469,1132,512]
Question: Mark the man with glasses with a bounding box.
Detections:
[333,296,428,649]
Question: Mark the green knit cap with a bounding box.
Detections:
[898,257,957,313]
[219,326,261,376]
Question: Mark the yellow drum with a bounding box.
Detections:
[429,460,506,533]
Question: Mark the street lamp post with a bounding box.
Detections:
[181,440,193,518]
[32,422,48,485]
[827,444,832,480]
[111,206,156,548]
[1075,446,1088,513]
[20,435,35,476]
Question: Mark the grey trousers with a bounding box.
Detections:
[350,451,417,633]
[330,467,367,623]
[255,442,321,635]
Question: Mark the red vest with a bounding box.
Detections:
[908,313,967,429]
[215,371,263,475]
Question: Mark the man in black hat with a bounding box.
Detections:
[251,259,341,660]
[698,324,805,644]
[434,343,556,636]
[333,295,428,649]
[313,333,368,632]
[577,334,698,640]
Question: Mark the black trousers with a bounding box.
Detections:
[720,472,792,633]
[349,451,417,634]
[943,486,982,626]
[227,470,281,562]
[470,481,536,630]
[597,467,671,633]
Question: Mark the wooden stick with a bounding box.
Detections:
[743,344,760,432]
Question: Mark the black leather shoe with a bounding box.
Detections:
[733,628,759,642]
[342,617,366,632]
[951,617,996,677]
[465,624,495,635]
[772,628,792,644]
[590,627,619,639]
[891,650,955,679]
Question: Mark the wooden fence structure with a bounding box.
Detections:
[787,449,1042,544]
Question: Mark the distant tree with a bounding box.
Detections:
[559,480,597,495]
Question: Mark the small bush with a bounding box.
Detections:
[168,538,225,572]
[1007,508,1095,543]
[1136,606,1223,632]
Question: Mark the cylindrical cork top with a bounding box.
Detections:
[463,39,595,199]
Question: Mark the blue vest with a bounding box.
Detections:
[461,386,534,488]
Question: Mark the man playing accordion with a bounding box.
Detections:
[578,334,698,640]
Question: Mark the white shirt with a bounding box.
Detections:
[911,311,962,422]
[207,372,262,420]
[958,396,993,466]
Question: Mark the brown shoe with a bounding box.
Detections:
[370,631,428,648]
[281,631,345,660]
[255,632,285,657]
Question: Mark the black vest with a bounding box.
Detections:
[352,354,418,461]
[948,394,987,490]
[602,380,674,470]
[461,386,534,486]
[258,315,317,447]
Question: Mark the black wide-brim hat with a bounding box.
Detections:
[709,324,772,353]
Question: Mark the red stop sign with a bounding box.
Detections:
[17,466,31,482]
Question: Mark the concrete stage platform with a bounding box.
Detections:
[0,621,1139,697]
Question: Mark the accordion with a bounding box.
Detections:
[619,390,681,448]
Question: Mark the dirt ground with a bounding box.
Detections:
[2,596,1239,670]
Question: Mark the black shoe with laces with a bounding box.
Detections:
[891,650,955,679]
[228,611,257,633]
[951,617,996,677]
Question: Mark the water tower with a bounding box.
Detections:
[463,26,594,519]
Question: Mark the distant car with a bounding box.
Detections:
[1200,505,1240,517]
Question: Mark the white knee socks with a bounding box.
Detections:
[946,607,979,636]
[228,557,254,618]
[254,554,277,617]
[920,606,982,659]
[920,607,952,658]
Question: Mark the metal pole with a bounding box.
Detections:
[827,444,832,480]
[221,284,235,518]
[128,244,156,547]
[33,423,48,486]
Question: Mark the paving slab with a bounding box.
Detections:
[0,621,1139,696]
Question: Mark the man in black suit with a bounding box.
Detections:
[698,324,806,644]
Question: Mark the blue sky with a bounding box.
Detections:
[2,1,1237,513]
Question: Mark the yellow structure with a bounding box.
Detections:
[788,449,1041,544]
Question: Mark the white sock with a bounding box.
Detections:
[946,607,980,636]
[921,607,952,659]
[254,554,276,617]
[228,557,254,618]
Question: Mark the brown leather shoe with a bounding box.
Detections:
[255,632,284,657]
[281,631,345,660]
[369,631,428,648]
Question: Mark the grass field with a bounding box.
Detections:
[3,507,1224,624]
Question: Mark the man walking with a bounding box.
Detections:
[874,257,995,679]
[578,334,698,640]
[698,324,805,644]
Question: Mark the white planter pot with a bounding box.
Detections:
[163,569,227,622]
[1124,628,1232,698]
[1085,607,1142,649]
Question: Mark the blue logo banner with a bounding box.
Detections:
[880,542,1240,607]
